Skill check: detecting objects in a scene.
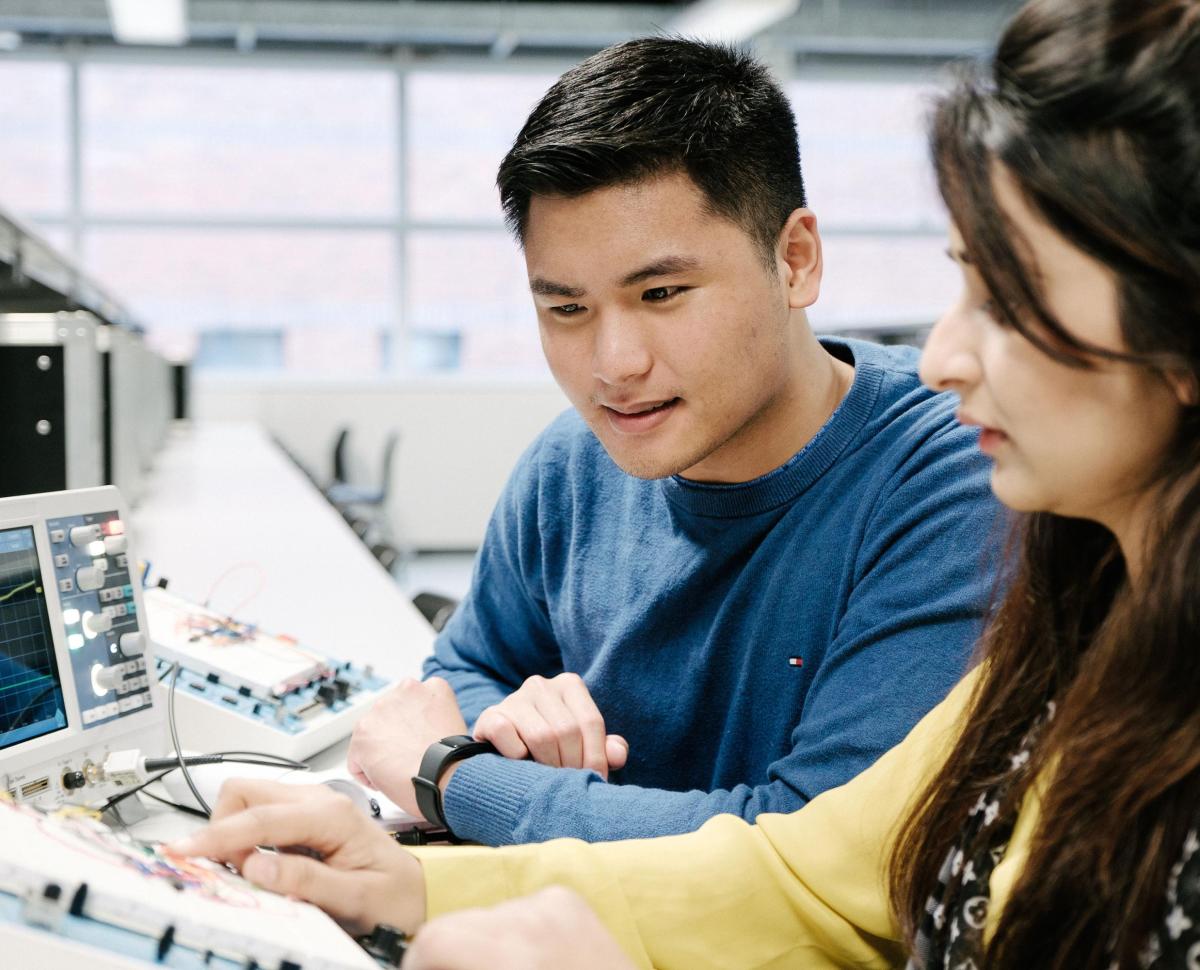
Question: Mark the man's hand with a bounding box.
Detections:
[166,779,425,936]
[472,673,628,779]
[404,886,638,970]
[346,677,469,816]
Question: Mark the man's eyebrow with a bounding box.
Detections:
[529,278,586,298]
[619,255,701,288]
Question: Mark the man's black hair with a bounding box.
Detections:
[497,37,807,259]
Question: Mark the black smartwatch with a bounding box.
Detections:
[412,735,496,832]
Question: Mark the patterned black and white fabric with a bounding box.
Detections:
[905,702,1200,969]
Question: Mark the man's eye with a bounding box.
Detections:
[643,286,683,302]
[552,303,584,316]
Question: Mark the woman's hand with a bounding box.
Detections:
[167,778,426,936]
[405,886,638,970]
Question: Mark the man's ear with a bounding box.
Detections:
[1166,366,1200,408]
[777,208,822,309]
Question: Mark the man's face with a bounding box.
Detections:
[524,171,814,482]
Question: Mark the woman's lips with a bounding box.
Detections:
[978,427,1009,453]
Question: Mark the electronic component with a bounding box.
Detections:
[144,587,391,761]
[0,486,164,810]
[0,796,378,969]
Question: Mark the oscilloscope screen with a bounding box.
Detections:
[0,526,67,751]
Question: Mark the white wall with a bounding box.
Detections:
[193,375,569,549]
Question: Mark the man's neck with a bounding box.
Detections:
[680,330,855,485]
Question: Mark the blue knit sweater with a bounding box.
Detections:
[426,338,1000,846]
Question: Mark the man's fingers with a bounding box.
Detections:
[559,675,609,777]
[503,700,562,767]
[604,734,628,771]
[530,689,584,769]
[473,709,530,760]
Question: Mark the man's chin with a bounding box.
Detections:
[582,412,711,480]
[602,440,706,481]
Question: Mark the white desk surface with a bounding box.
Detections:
[131,421,435,681]
[124,421,436,842]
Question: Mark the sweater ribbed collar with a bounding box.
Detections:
[659,337,885,519]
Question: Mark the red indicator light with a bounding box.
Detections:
[103,520,125,536]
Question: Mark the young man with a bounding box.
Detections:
[343,37,999,846]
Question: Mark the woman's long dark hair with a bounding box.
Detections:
[889,1,1200,966]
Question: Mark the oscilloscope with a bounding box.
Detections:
[0,486,163,808]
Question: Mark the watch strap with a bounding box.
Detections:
[412,734,496,832]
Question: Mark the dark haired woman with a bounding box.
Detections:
[174,1,1200,966]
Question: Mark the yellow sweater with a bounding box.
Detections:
[414,670,1042,968]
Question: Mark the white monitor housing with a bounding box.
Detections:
[0,486,163,807]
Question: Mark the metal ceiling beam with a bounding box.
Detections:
[0,0,1016,58]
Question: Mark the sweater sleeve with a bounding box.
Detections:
[413,671,978,970]
[421,439,562,725]
[441,423,996,844]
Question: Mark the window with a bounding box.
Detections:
[810,234,957,331]
[788,76,950,339]
[0,61,70,220]
[407,72,557,223]
[0,54,956,374]
[83,227,396,373]
[406,230,544,374]
[403,70,557,373]
[789,78,945,231]
[83,64,397,219]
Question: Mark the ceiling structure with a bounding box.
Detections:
[0,0,1019,63]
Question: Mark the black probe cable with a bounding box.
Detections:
[101,751,308,815]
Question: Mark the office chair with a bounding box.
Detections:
[326,431,403,567]
[370,542,403,576]
[326,431,398,511]
[412,591,458,633]
[329,427,350,488]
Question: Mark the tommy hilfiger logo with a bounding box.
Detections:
[788,657,803,668]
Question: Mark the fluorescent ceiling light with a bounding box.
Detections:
[107,0,188,46]
[670,0,802,43]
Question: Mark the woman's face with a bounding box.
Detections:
[920,172,1186,542]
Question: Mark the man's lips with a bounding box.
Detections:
[601,397,681,434]
[601,398,678,416]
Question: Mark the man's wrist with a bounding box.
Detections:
[438,759,464,797]
[413,735,497,831]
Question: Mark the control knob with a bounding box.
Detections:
[69,525,102,548]
[119,632,145,657]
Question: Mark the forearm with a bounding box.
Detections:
[443,755,807,846]
[415,673,979,969]
[416,799,903,970]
